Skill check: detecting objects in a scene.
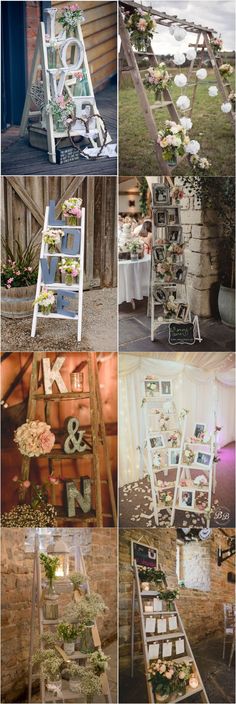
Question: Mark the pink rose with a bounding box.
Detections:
[165,671,173,679]
[40,430,55,454]
[69,206,81,217]
[49,476,59,485]
[7,277,14,284]
[23,480,31,488]
[12,475,18,482]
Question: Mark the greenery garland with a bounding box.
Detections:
[139,177,149,216]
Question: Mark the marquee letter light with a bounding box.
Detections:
[42,357,68,395]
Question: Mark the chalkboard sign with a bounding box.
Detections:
[169,322,195,346]
[56,146,81,164]
[131,541,158,568]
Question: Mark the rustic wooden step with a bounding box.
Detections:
[32,392,91,400]
[151,100,173,110]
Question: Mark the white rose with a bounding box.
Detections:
[185,140,200,155]
[180,116,192,130]
[186,48,196,60]
[174,73,187,87]
[174,53,186,66]
[196,69,207,80]
[176,95,190,111]
[172,136,182,147]
[174,27,187,41]
[221,102,232,113]
[208,86,218,97]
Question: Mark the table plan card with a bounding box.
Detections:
[176,638,185,655]
[168,616,177,631]
[145,617,156,633]
[157,618,167,634]
[154,597,162,612]
[148,642,160,659]
[162,641,172,658]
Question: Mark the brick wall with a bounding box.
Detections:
[1,528,117,703]
[119,528,235,666]
[25,2,41,78]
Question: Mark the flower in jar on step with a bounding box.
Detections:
[62,197,82,219]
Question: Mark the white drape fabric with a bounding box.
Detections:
[118,255,151,304]
[119,356,235,486]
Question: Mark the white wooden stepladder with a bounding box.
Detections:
[131,559,209,704]
[20,8,114,164]
[140,378,187,527]
[171,434,215,528]
[28,532,112,704]
[31,201,85,341]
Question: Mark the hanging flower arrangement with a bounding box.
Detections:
[14,420,55,457]
[157,120,189,163]
[190,155,211,172]
[209,35,223,54]
[143,64,172,97]
[58,5,84,30]
[171,186,185,203]
[123,8,156,51]
[219,64,234,78]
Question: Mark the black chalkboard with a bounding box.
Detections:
[169,322,195,345]
[131,541,158,567]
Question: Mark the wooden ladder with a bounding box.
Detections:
[28,532,112,703]
[131,558,209,703]
[20,352,117,527]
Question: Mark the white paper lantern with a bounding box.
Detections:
[176,95,190,111]
[174,73,187,87]
[186,48,196,61]
[221,102,232,113]
[174,27,187,42]
[196,68,207,80]
[173,53,186,66]
[208,86,218,97]
[169,24,177,36]
[185,140,200,155]
[180,116,193,131]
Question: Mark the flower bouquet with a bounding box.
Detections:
[163,295,179,319]
[148,659,176,701]
[156,261,173,282]
[88,648,110,674]
[170,185,185,203]
[167,432,180,447]
[219,63,234,79]
[58,4,84,36]
[209,35,223,54]
[59,258,80,285]
[157,121,189,165]
[159,491,173,508]
[43,229,64,253]
[123,8,156,51]
[143,64,172,98]
[46,96,75,132]
[45,36,59,68]
[34,289,55,315]
[190,155,211,172]
[14,420,55,457]
[62,197,82,225]
[182,446,195,466]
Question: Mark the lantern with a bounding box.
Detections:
[189,674,199,689]
[47,533,70,577]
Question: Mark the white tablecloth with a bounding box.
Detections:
[119,254,151,304]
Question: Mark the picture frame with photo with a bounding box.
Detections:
[154,210,166,227]
[153,287,167,304]
[168,448,181,466]
[167,208,179,225]
[131,540,158,568]
[176,303,189,322]
[166,227,182,244]
[194,423,206,439]
[150,434,165,449]
[195,451,212,468]
[172,265,187,283]
[161,380,172,396]
[153,247,165,264]
[145,379,160,397]
[179,488,194,509]
[152,184,170,206]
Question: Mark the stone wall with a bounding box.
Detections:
[1,528,117,703]
[119,528,235,666]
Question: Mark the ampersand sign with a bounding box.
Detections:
[64,417,89,454]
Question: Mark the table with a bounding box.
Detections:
[119,254,151,307]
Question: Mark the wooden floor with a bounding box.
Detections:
[1,81,117,176]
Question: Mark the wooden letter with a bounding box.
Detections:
[44,8,57,39]
[57,290,77,318]
[40,257,57,284]
[42,357,68,395]
[60,38,84,71]
[61,231,80,255]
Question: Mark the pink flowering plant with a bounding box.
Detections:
[58,4,84,30]
[1,240,38,289]
[143,64,172,98]
[123,7,156,51]
[209,35,223,54]
[14,420,55,457]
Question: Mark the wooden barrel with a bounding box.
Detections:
[1,284,36,318]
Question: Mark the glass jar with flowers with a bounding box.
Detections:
[158,589,179,612]
[57,622,79,655]
[40,553,60,620]
[61,197,82,226]
[88,648,110,675]
[34,289,55,315]
[58,4,84,38]
[74,69,89,96]
[33,648,63,691]
[45,36,58,68]
[59,258,80,286]
[46,97,75,132]
[43,229,64,253]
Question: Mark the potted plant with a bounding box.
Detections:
[40,553,60,620]
[33,648,63,690]
[158,589,179,612]
[57,622,79,655]
[43,228,64,253]
[1,239,38,319]
[34,289,55,315]
[148,659,176,702]
[61,197,82,226]
[70,571,87,595]
[59,258,80,285]
[88,648,110,674]
[69,666,102,702]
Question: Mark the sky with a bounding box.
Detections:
[137,0,235,53]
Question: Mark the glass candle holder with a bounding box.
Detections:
[70,372,84,392]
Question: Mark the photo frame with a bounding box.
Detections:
[131,540,158,568]
[153,247,165,263]
[166,226,182,244]
[145,379,160,396]
[195,451,212,468]
[168,448,181,466]
[176,303,189,322]
[194,423,206,439]
[154,210,166,227]
[161,380,172,396]
[153,287,167,303]
[179,488,194,509]
[150,434,165,449]
[152,184,170,207]
[167,208,179,225]
[172,265,187,283]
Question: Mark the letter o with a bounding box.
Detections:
[60,38,84,71]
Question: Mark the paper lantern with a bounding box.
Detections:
[208,86,218,97]
[176,95,190,111]
[196,68,207,80]
[180,116,192,130]
[189,674,199,689]
[169,24,177,36]
[185,140,200,155]
[174,73,187,87]
[221,102,232,113]
[174,27,187,41]
[186,48,197,60]
[173,53,186,66]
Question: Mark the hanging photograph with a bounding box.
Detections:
[195,451,212,468]
[161,380,172,396]
[150,434,165,449]
[152,184,170,206]
[194,423,206,438]
[179,489,194,508]
[168,448,181,466]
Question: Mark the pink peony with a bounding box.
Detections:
[40,430,55,454]
[137,18,147,31]
[69,206,81,217]
[23,480,31,488]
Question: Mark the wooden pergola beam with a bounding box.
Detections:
[120,0,216,35]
